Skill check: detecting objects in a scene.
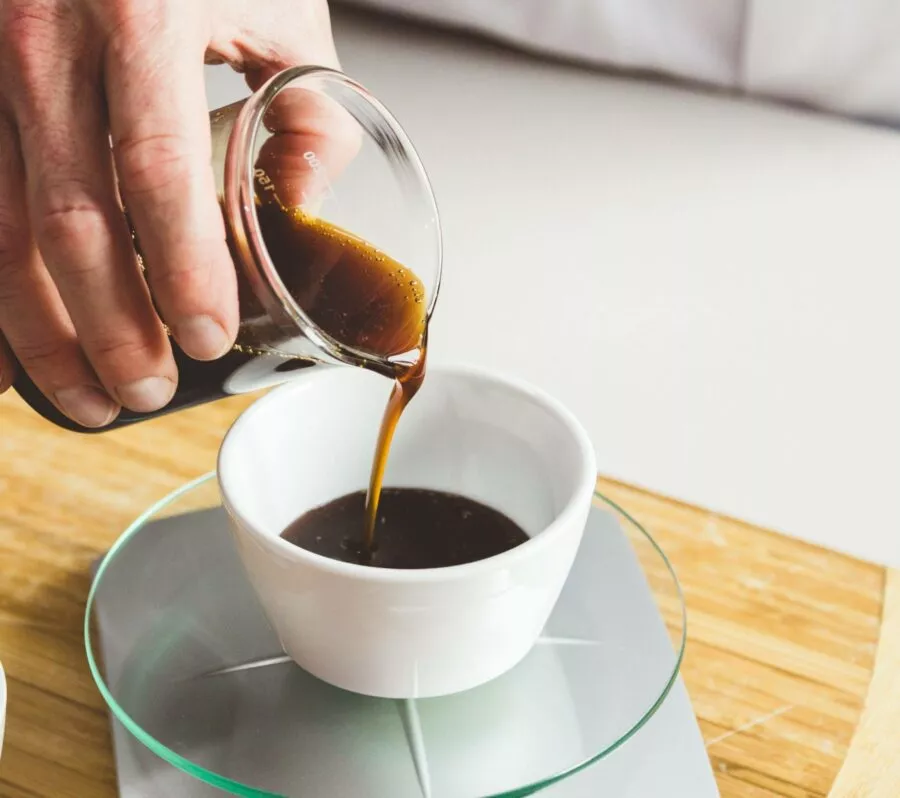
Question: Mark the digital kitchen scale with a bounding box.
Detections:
[87,474,719,796]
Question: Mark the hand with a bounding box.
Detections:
[0,0,340,426]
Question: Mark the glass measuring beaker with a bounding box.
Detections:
[14,66,442,432]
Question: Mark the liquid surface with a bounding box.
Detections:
[281,488,529,569]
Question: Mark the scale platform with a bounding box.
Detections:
[87,475,719,796]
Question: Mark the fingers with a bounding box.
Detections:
[255,87,362,209]
[222,0,341,86]
[0,114,120,426]
[105,3,238,362]
[2,3,178,415]
[209,0,352,209]
[16,86,176,414]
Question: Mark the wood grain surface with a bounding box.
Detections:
[828,569,900,798]
[0,389,893,797]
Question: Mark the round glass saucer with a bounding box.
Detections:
[85,473,686,798]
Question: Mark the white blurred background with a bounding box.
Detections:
[206,3,900,566]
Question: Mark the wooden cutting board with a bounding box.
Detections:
[0,390,896,797]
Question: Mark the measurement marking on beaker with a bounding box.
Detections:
[304,150,339,203]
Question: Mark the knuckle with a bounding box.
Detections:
[2,3,59,57]
[105,2,185,83]
[0,3,79,100]
[106,0,164,43]
[35,201,107,255]
[83,327,169,378]
[12,335,69,372]
[88,332,155,362]
[149,257,214,302]
[115,132,192,197]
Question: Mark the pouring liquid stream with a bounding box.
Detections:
[362,337,427,556]
[251,182,430,558]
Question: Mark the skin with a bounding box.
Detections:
[0,0,341,426]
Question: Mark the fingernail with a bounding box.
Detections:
[116,376,176,412]
[173,316,231,361]
[55,386,120,428]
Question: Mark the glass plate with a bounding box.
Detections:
[85,473,686,798]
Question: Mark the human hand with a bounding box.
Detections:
[0,0,340,426]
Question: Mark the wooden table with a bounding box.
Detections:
[1,390,898,797]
